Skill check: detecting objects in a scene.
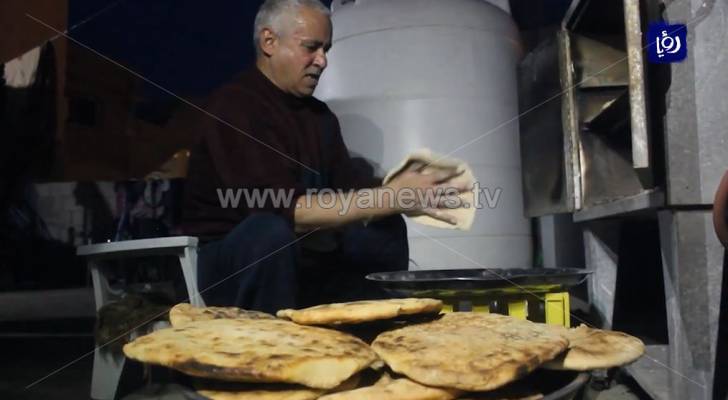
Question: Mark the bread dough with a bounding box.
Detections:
[383,149,476,230]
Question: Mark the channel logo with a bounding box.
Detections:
[647,22,687,63]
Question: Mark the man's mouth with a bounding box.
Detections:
[305,73,321,82]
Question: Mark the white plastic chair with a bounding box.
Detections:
[77,236,204,400]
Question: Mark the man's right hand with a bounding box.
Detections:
[383,161,470,224]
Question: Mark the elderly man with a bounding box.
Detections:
[182,0,460,313]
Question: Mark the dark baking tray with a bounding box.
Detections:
[366,268,591,298]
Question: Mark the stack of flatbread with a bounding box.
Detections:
[123,300,645,400]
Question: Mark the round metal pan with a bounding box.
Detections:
[541,371,590,400]
[454,370,589,400]
[125,371,590,400]
[366,268,591,298]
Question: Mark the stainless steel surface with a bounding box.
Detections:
[623,0,651,177]
[658,209,724,399]
[573,189,664,222]
[571,34,629,89]
[559,30,583,212]
[519,2,728,399]
[582,221,620,328]
[663,0,728,206]
[518,37,572,216]
[625,345,671,400]
[552,0,663,215]
[577,90,648,208]
[517,27,662,216]
[585,209,728,400]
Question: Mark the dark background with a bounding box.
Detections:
[68,0,337,101]
[68,0,571,102]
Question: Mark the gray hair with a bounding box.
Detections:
[253,0,331,53]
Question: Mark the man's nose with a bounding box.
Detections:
[313,49,327,70]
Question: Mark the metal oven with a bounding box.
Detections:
[517,0,728,399]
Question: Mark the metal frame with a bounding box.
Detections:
[78,236,204,400]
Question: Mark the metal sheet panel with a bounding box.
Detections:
[518,36,573,216]
[664,0,728,206]
[658,210,724,399]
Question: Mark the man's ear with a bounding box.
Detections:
[259,28,277,57]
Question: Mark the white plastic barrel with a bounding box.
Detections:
[316,0,530,269]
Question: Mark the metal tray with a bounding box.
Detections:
[366,268,591,298]
[126,371,590,400]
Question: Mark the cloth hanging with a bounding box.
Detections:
[3,46,42,89]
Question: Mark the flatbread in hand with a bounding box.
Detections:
[371,313,568,391]
[542,324,645,371]
[169,303,274,327]
[383,149,476,230]
[276,298,442,325]
[123,319,377,389]
[318,378,461,400]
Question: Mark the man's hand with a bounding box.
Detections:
[384,161,470,225]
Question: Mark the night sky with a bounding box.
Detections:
[66,0,569,106]
[68,0,333,101]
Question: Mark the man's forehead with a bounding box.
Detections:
[288,6,331,39]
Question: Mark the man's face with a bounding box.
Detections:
[263,6,332,97]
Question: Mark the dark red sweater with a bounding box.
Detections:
[181,67,378,241]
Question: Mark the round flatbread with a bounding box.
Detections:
[276,298,443,325]
[542,324,645,371]
[123,319,378,389]
[169,303,274,327]
[318,378,461,400]
[371,313,569,391]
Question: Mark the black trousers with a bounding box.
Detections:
[196,213,409,314]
